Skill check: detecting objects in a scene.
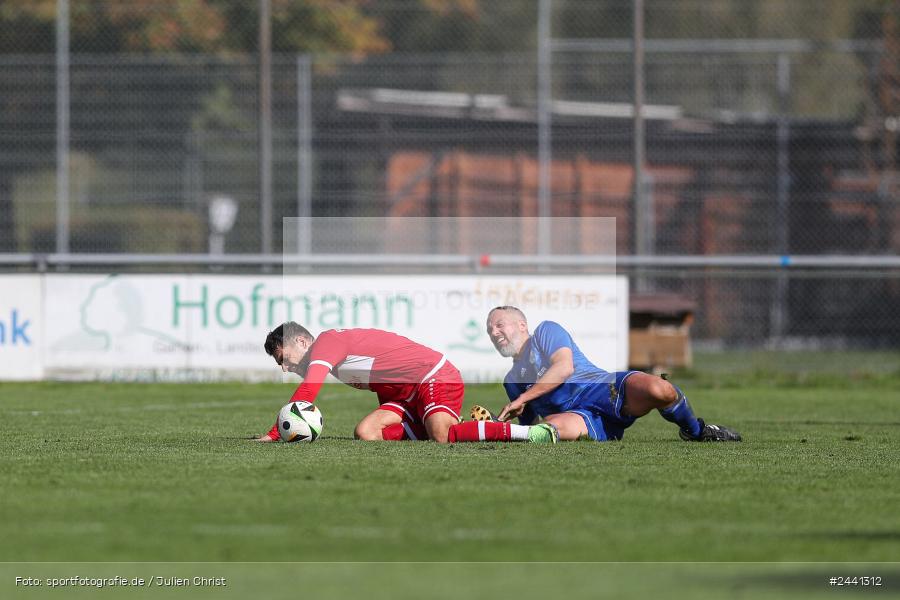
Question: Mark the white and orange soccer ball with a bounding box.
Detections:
[277,401,324,443]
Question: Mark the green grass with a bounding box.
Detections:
[695,349,900,372]
[1,372,899,598]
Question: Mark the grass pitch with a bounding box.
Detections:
[2,354,899,598]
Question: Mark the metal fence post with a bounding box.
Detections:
[259,0,273,256]
[771,52,792,343]
[537,0,552,255]
[297,54,313,256]
[633,0,647,291]
[56,0,70,255]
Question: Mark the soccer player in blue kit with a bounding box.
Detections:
[473,305,741,442]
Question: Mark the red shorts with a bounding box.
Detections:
[376,360,464,424]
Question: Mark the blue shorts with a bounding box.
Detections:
[565,370,639,441]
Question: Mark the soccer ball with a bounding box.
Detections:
[277,401,324,443]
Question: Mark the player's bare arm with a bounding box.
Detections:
[254,362,331,442]
[498,347,574,421]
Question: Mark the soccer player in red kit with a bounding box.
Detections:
[254,321,464,443]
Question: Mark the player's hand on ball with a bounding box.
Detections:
[498,399,525,422]
[251,434,277,443]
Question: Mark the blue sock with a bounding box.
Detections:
[659,386,702,438]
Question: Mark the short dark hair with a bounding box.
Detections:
[488,305,527,323]
[264,321,314,357]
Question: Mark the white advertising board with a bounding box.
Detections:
[39,274,627,382]
[279,275,628,382]
[43,274,278,381]
[0,275,43,380]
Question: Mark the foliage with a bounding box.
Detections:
[0,0,391,54]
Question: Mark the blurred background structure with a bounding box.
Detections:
[2,0,900,350]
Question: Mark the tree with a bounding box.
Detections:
[0,0,403,251]
[0,0,395,54]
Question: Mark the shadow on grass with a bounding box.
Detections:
[795,530,900,541]
[725,567,900,595]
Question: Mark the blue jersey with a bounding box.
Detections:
[502,321,637,440]
[503,321,614,418]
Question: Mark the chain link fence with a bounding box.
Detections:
[1,0,899,349]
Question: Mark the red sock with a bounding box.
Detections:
[381,422,428,441]
[447,421,512,442]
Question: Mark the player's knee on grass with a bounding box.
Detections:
[424,412,457,444]
[355,408,403,441]
[353,422,382,441]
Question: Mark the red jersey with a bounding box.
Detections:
[301,328,445,392]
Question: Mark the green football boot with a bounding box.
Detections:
[528,423,559,443]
